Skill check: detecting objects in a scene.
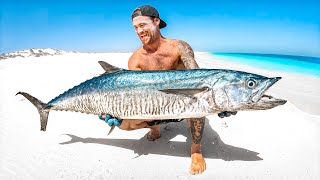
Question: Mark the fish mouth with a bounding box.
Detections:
[252,94,287,110]
[250,77,281,103]
[250,77,287,110]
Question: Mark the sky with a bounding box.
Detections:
[0,0,319,56]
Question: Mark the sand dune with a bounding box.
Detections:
[0,53,319,179]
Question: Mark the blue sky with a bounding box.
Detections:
[1,0,319,56]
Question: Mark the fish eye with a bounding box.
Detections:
[247,79,257,88]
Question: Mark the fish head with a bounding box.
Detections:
[213,72,286,111]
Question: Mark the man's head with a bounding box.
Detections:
[132,5,166,45]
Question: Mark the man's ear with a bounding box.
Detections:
[154,18,160,26]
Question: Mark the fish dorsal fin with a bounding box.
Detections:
[159,87,209,97]
[98,61,125,74]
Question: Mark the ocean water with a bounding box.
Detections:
[211,53,320,77]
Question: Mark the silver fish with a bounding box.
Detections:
[17,61,286,132]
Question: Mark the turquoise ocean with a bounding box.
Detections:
[211,53,320,77]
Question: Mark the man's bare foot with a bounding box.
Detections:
[146,125,161,141]
[190,153,206,174]
[190,144,206,174]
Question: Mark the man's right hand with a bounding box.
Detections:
[217,111,237,118]
[99,113,123,127]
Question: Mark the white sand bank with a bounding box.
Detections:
[0,52,319,179]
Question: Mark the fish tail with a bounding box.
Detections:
[16,91,50,131]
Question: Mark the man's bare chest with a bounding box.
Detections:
[139,53,181,70]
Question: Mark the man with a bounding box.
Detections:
[100,5,234,174]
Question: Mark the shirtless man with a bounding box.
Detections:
[101,5,205,174]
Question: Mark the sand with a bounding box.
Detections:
[0,52,319,179]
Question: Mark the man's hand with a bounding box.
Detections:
[99,113,123,126]
[217,111,237,118]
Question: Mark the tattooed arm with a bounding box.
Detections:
[176,40,200,69]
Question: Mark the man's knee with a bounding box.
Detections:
[118,120,133,130]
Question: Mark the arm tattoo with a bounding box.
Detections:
[177,40,199,69]
[188,118,205,144]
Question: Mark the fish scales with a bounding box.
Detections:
[49,88,208,119]
[48,70,214,115]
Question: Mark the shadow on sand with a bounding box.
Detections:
[60,118,262,161]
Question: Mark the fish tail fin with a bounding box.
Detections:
[16,91,50,131]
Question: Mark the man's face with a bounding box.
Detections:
[132,16,159,45]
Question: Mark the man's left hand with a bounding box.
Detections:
[99,113,123,127]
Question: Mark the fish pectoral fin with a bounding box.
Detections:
[98,61,125,74]
[158,87,209,97]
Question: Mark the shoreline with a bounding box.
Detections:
[211,52,320,77]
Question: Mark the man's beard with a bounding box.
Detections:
[140,32,154,44]
[140,26,157,45]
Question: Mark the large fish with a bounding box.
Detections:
[17,61,286,132]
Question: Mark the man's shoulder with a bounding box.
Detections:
[166,38,191,48]
[165,39,194,56]
[166,38,180,45]
[129,48,143,63]
[131,47,143,55]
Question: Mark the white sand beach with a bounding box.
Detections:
[0,52,319,179]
